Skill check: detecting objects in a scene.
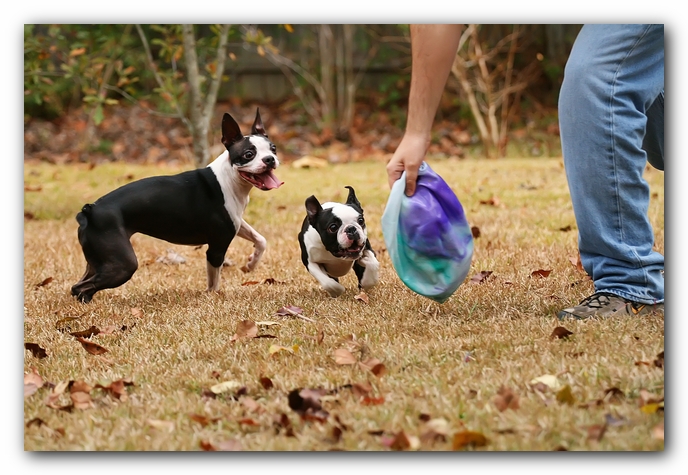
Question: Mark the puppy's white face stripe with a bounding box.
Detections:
[321,202,366,248]
[236,136,278,174]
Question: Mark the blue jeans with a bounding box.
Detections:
[558,24,664,304]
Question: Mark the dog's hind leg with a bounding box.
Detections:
[71,232,138,303]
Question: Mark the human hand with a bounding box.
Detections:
[386,133,430,196]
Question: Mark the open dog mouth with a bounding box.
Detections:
[334,244,364,259]
[239,169,284,191]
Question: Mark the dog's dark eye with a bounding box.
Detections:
[358,217,365,226]
[328,223,338,233]
[270,144,277,153]
[244,151,255,159]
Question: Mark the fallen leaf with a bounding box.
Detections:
[25,418,46,428]
[259,376,274,390]
[354,291,369,304]
[550,326,574,339]
[24,369,44,398]
[479,195,501,207]
[241,280,260,286]
[35,277,53,287]
[493,386,520,412]
[586,423,607,442]
[199,440,217,451]
[70,391,93,410]
[288,387,330,421]
[361,396,385,406]
[531,269,552,278]
[55,316,81,332]
[603,387,625,404]
[230,320,258,341]
[70,380,93,394]
[653,351,664,369]
[238,417,260,426]
[130,307,144,318]
[215,439,243,451]
[275,305,304,316]
[210,380,243,394]
[334,348,357,365]
[98,325,121,335]
[569,254,585,273]
[387,430,412,451]
[470,271,493,284]
[652,421,664,441]
[556,385,575,405]
[24,342,48,359]
[640,402,664,414]
[269,344,298,356]
[452,431,488,450]
[94,379,134,400]
[241,396,264,413]
[147,419,175,431]
[529,374,562,391]
[75,337,108,355]
[604,413,628,427]
[471,226,481,238]
[559,225,572,232]
[420,418,450,446]
[292,155,328,169]
[70,326,101,339]
[351,382,373,399]
[189,413,221,427]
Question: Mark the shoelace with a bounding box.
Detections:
[578,292,614,308]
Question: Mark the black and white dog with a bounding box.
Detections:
[71,108,282,303]
[298,186,380,297]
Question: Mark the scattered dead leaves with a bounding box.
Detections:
[470,270,493,284]
[530,269,552,278]
[75,337,109,355]
[25,342,48,359]
[35,276,54,288]
[550,326,574,340]
[493,386,520,412]
[452,431,488,450]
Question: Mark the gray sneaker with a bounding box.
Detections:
[557,292,664,320]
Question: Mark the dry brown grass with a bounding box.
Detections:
[23,157,664,452]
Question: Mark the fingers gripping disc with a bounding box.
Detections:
[381,162,474,303]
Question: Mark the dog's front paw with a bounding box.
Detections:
[241,255,258,273]
[323,281,346,298]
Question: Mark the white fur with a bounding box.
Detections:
[205,139,277,286]
[302,203,380,297]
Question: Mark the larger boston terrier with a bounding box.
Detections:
[71,108,282,303]
[298,186,380,297]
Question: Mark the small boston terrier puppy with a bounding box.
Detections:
[71,108,282,303]
[298,186,380,297]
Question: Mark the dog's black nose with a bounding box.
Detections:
[345,225,359,239]
[262,156,276,168]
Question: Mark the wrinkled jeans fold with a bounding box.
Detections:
[558,24,664,304]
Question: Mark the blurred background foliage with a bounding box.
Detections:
[24,24,582,163]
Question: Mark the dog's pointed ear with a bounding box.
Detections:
[344,186,362,210]
[305,195,322,223]
[251,108,268,137]
[221,113,244,148]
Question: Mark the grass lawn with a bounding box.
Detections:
[23,156,664,451]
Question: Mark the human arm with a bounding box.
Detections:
[386,24,463,196]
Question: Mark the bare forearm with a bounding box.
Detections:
[406,24,463,138]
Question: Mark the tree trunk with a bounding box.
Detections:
[182,24,231,167]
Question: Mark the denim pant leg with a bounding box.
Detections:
[558,24,664,304]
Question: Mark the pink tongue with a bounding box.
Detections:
[258,170,284,190]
